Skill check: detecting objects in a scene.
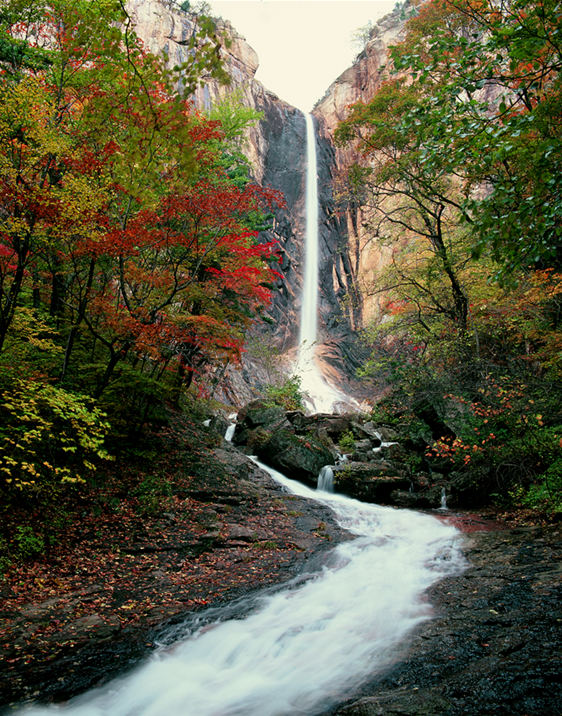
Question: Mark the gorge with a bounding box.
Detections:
[125,0,381,401]
[0,2,560,715]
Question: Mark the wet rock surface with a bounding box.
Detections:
[329,521,561,716]
[234,406,455,509]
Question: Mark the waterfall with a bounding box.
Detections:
[317,465,334,492]
[224,414,237,443]
[299,113,319,351]
[294,114,347,414]
[20,464,465,716]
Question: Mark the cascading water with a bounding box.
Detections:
[317,465,334,492]
[20,463,465,716]
[298,113,319,356]
[294,114,348,414]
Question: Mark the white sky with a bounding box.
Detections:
[206,1,397,111]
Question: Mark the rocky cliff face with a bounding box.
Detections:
[127,0,301,353]
[313,5,407,325]
[127,0,365,399]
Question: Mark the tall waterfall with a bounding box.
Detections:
[294,114,347,413]
[299,113,319,350]
[20,463,465,716]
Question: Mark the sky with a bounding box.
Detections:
[206,1,397,111]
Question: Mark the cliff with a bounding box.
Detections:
[313,5,407,325]
[127,0,366,399]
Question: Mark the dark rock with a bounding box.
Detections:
[212,447,252,480]
[389,489,433,509]
[352,421,381,442]
[351,450,375,463]
[352,438,374,452]
[233,400,288,445]
[285,410,309,430]
[333,462,410,503]
[306,414,355,440]
[377,426,400,442]
[337,688,453,715]
[208,414,229,437]
[379,442,408,463]
[237,399,287,429]
[330,525,561,716]
[224,524,256,542]
[257,429,333,486]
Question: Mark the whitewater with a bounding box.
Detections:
[20,459,464,716]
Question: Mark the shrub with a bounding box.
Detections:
[339,430,356,452]
[0,378,112,496]
[264,375,304,411]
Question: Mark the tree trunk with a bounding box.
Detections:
[94,342,130,399]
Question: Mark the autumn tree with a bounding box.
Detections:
[390,0,562,277]
[0,0,284,502]
[337,0,561,509]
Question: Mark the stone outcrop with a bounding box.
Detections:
[127,0,363,390]
[313,5,408,325]
[232,402,459,509]
[333,462,410,503]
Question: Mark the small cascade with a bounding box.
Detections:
[317,465,334,492]
[224,413,237,442]
[440,487,448,510]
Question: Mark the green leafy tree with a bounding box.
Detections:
[390,0,562,278]
[337,0,562,510]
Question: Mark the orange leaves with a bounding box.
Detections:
[0,0,285,396]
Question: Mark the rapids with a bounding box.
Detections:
[20,461,465,716]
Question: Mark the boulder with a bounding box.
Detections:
[209,414,229,437]
[333,462,410,503]
[233,400,288,445]
[257,429,334,486]
[352,420,381,441]
[351,450,375,463]
[352,438,374,452]
[379,442,409,463]
[297,413,355,440]
[377,426,400,442]
[390,489,434,509]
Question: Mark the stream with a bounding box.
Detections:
[20,461,465,716]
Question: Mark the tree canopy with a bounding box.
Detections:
[0,0,283,502]
[336,0,561,512]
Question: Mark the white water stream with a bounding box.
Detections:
[294,114,349,414]
[21,461,464,716]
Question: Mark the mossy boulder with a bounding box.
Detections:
[333,462,410,503]
[233,400,288,446]
[256,429,333,486]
